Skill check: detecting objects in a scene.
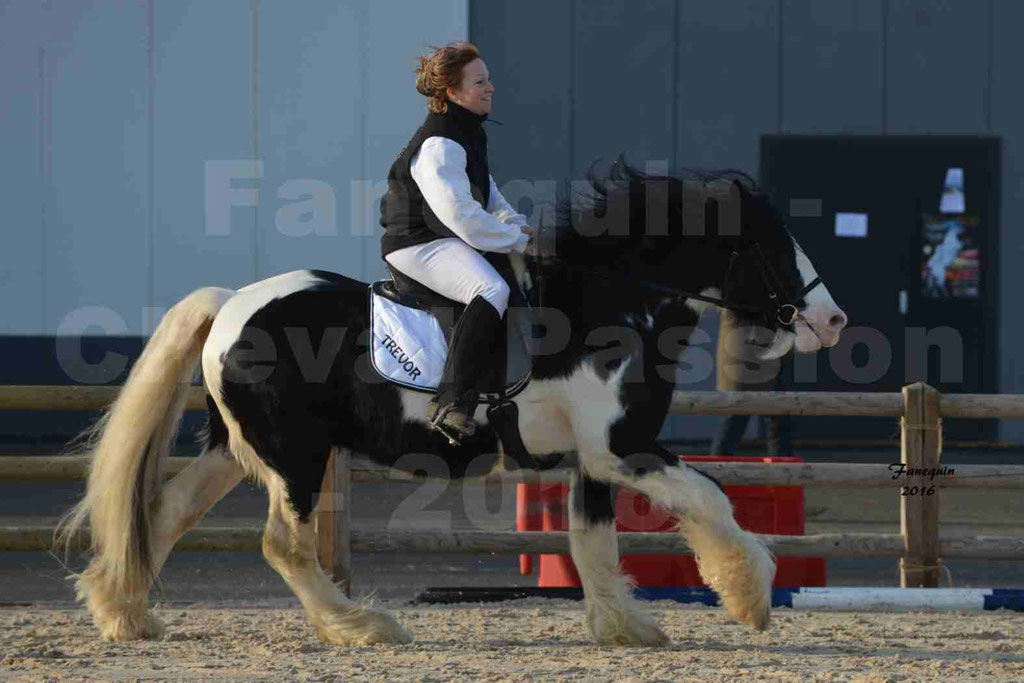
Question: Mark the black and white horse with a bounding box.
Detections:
[60,163,846,646]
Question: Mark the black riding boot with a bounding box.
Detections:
[428,296,503,444]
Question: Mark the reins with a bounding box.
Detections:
[533,243,823,327]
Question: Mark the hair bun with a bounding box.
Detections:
[414,56,435,97]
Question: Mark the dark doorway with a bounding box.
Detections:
[760,136,999,441]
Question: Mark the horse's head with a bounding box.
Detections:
[687,176,848,359]
[555,161,846,359]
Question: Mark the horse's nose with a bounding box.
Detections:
[828,310,848,332]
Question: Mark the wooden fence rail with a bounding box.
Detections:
[2,456,1022,489]
[0,385,207,412]
[8,525,1024,559]
[2,384,1024,419]
[3,382,1024,594]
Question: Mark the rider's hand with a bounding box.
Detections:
[519,225,533,236]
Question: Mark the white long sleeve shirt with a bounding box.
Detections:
[410,136,530,254]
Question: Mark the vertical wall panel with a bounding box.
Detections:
[256,0,364,281]
[781,0,884,134]
[676,0,780,172]
[0,0,44,333]
[885,0,989,133]
[992,0,1024,441]
[364,0,469,283]
[152,1,254,310]
[471,0,570,229]
[674,1,782,441]
[573,1,676,175]
[44,1,150,335]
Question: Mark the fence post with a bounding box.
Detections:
[900,382,942,587]
[316,448,352,596]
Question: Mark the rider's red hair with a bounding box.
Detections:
[415,42,482,114]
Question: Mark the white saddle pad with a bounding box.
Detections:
[370,288,448,390]
[369,284,532,397]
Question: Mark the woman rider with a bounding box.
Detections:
[379,42,534,443]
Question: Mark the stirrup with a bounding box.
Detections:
[428,401,476,446]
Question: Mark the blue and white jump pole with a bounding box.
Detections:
[634,587,1024,612]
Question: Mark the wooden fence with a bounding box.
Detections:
[2,382,1023,594]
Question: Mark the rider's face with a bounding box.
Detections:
[447,59,493,115]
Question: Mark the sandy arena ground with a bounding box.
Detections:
[4,458,1024,680]
[2,599,1024,682]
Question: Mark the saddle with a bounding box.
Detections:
[368,253,532,403]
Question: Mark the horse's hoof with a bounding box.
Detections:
[727,600,771,631]
[618,620,671,647]
[749,605,771,632]
[589,611,671,647]
[316,610,413,646]
[98,610,165,642]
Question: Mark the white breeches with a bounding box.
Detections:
[385,237,510,316]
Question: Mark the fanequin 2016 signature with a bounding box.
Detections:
[888,463,955,496]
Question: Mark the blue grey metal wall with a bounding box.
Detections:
[472,0,1024,443]
[781,1,883,134]
[992,0,1024,443]
[0,0,468,339]
[0,0,469,444]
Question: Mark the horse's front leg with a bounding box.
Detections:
[588,444,775,631]
[568,470,670,646]
[570,381,775,632]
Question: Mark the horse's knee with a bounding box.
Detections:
[606,459,733,526]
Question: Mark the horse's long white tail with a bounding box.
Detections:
[57,286,234,616]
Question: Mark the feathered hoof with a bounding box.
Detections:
[698,531,775,632]
[98,610,165,642]
[588,610,671,647]
[316,610,413,646]
[725,600,771,632]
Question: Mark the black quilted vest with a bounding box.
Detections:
[379,100,491,258]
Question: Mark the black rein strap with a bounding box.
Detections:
[539,243,824,326]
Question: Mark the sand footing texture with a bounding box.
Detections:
[2,599,1024,682]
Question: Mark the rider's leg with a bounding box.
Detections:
[427,296,504,440]
[385,237,510,316]
[385,238,510,442]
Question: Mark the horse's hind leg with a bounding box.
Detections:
[569,471,669,646]
[90,446,244,639]
[260,460,412,645]
[149,445,245,575]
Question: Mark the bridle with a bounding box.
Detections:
[722,242,823,326]
[539,240,823,328]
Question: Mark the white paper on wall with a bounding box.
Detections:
[835,212,868,238]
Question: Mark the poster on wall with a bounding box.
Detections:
[920,215,980,299]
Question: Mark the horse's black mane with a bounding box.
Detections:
[547,156,777,263]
